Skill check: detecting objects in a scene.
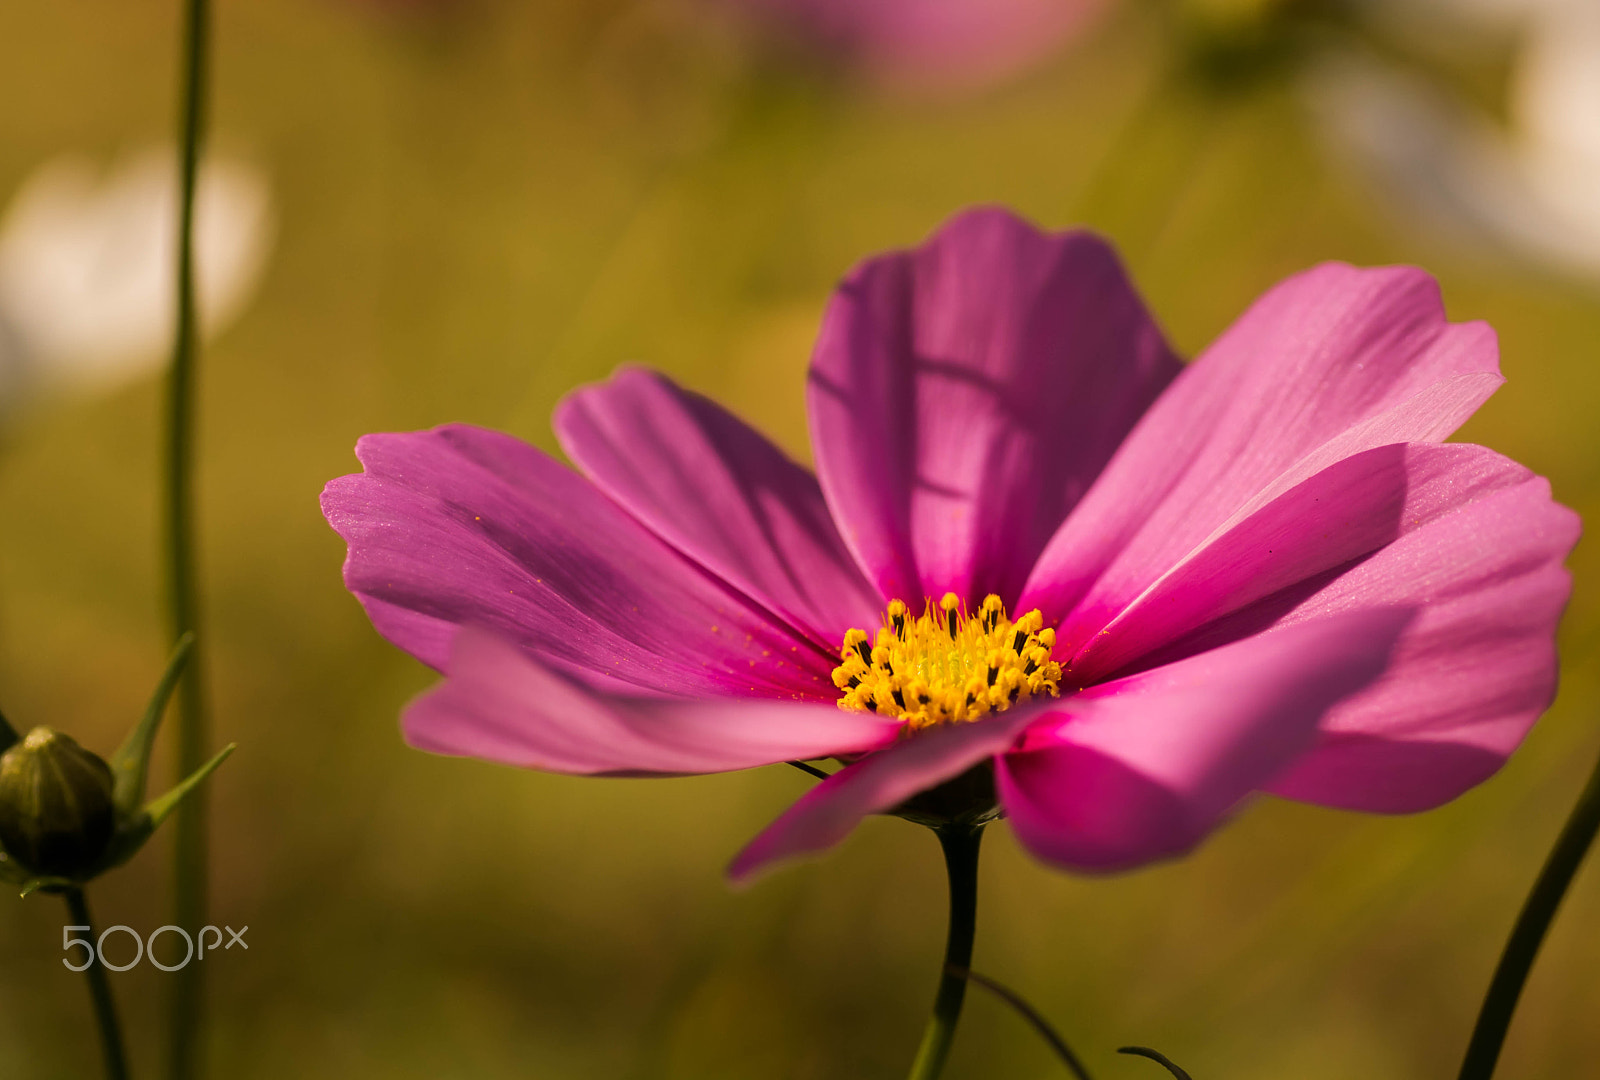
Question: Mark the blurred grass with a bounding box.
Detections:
[0,0,1597,1077]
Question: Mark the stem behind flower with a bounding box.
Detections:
[165,0,211,1074]
[1457,746,1600,1080]
[906,825,983,1080]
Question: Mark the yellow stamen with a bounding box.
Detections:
[832,594,1062,733]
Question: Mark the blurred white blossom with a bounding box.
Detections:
[1307,0,1600,279]
[0,149,274,411]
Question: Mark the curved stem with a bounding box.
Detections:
[906,825,983,1080]
[63,888,130,1080]
[1458,747,1600,1080]
[165,0,210,1075]
[1118,1046,1194,1080]
[946,966,1093,1080]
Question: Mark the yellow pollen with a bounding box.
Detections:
[832,594,1062,732]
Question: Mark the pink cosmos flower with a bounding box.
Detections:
[323,207,1577,882]
[714,0,1109,93]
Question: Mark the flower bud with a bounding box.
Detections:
[0,727,115,880]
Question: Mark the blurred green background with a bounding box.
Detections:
[1,0,1597,1077]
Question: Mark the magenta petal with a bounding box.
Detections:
[403,627,901,776]
[321,425,834,698]
[1022,262,1501,631]
[555,366,883,647]
[1264,474,1579,811]
[997,608,1411,872]
[1065,443,1530,684]
[807,207,1180,606]
[727,708,1043,883]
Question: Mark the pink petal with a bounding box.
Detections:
[1065,443,1528,684]
[807,207,1180,607]
[321,425,835,699]
[555,366,883,647]
[404,627,901,776]
[1021,262,1502,636]
[727,707,1044,883]
[997,608,1412,873]
[1102,451,1577,811]
[1262,475,1579,811]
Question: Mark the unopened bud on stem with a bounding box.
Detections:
[0,635,234,895]
[0,727,115,880]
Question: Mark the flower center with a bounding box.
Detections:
[832,594,1062,732]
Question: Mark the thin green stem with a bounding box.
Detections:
[165,0,210,1075]
[1457,747,1600,1080]
[1118,1047,1194,1080]
[946,966,1093,1080]
[63,888,130,1080]
[784,760,830,781]
[906,825,983,1080]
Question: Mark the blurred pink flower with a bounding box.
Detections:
[323,207,1576,880]
[715,0,1109,92]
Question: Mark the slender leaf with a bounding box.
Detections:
[144,742,235,831]
[110,632,195,813]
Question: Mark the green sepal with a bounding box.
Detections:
[16,875,74,898]
[146,742,235,830]
[99,742,237,874]
[0,852,73,898]
[96,815,155,876]
[110,632,194,816]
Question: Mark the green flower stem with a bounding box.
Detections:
[63,887,129,1080]
[165,0,211,1074]
[947,966,1094,1080]
[906,825,983,1080]
[1458,746,1600,1080]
